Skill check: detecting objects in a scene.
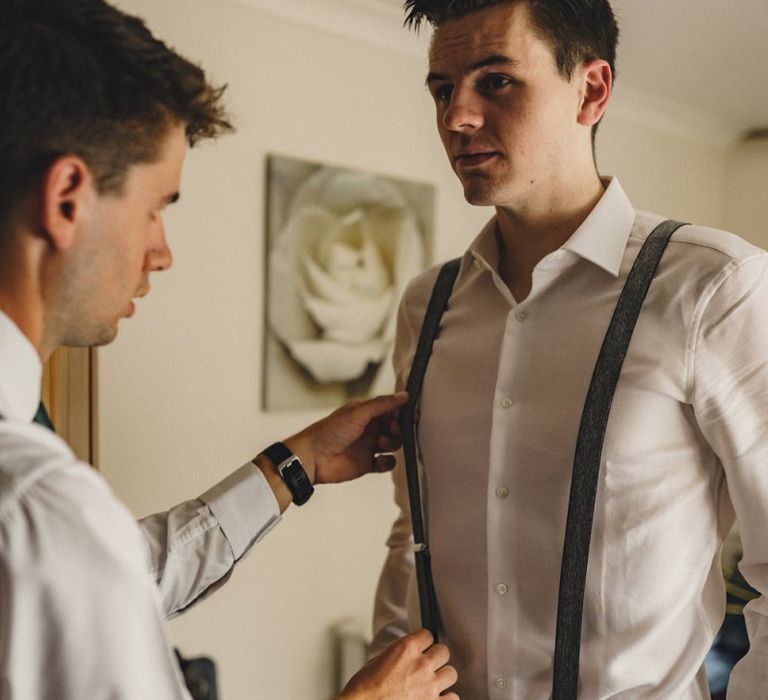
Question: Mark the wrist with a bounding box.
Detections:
[259,442,315,507]
[283,432,316,484]
[253,454,293,514]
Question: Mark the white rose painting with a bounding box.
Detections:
[264,155,433,411]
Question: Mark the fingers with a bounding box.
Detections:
[423,641,450,670]
[372,452,397,472]
[340,629,458,700]
[435,663,459,692]
[425,643,457,697]
[300,392,409,486]
[375,412,404,453]
[385,414,401,430]
[359,631,457,700]
[403,627,435,653]
[410,635,457,696]
[376,432,400,452]
[351,392,409,425]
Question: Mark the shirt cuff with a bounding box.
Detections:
[199,461,281,560]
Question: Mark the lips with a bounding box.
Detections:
[454,151,500,169]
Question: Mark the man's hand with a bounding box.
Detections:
[284,392,408,485]
[337,629,458,700]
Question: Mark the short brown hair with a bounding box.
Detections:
[405,0,618,81]
[0,0,232,227]
[404,0,618,145]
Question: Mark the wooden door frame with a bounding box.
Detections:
[41,347,98,467]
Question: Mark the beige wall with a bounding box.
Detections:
[599,116,727,227]
[723,139,768,248]
[99,1,734,697]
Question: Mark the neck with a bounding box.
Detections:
[494,172,605,301]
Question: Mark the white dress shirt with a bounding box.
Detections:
[372,178,768,698]
[0,311,281,698]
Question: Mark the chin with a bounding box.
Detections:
[462,184,502,207]
[462,177,526,208]
[93,325,119,347]
[67,323,119,348]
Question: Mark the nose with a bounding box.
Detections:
[442,85,484,132]
[146,215,173,272]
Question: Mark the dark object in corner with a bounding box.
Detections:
[175,649,218,700]
[705,561,757,699]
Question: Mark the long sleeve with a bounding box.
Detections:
[0,421,282,698]
[0,443,191,699]
[369,203,768,696]
[689,253,768,697]
[140,461,281,618]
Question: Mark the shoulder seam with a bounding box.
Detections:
[686,254,768,397]
[629,230,766,263]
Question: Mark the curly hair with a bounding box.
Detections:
[0,0,233,227]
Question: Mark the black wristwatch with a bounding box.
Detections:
[261,442,314,506]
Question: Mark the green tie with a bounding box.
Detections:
[33,402,55,431]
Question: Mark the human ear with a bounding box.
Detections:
[40,155,94,252]
[577,59,612,128]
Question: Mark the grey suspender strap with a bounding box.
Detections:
[401,219,685,680]
[401,257,461,639]
[552,218,686,698]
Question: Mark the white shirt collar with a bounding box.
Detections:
[0,310,42,422]
[563,176,636,277]
[469,176,636,279]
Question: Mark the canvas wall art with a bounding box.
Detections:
[264,155,434,411]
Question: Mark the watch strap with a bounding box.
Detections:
[262,442,314,506]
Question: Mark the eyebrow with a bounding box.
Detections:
[426,54,521,85]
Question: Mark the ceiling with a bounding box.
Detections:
[373,0,768,138]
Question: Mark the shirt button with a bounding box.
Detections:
[496,678,507,690]
[495,583,509,595]
[515,310,528,322]
[496,487,509,499]
[500,397,513,409]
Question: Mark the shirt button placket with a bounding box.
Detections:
[488,308,528,700]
